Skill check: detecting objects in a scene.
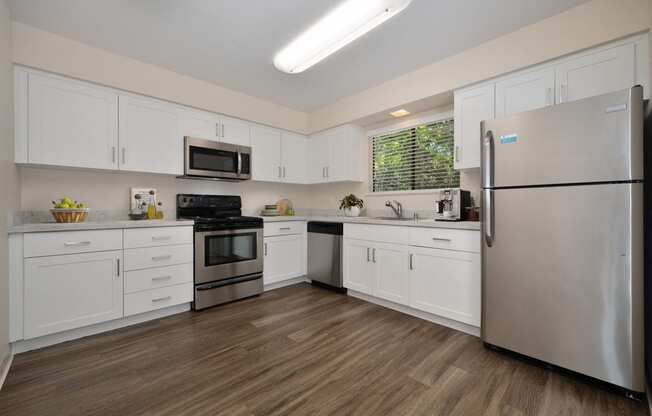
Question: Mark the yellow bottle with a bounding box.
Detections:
[147,203,156,220]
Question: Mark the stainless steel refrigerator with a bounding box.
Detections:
[481,85,645,393]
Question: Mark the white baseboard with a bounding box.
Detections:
[0,352,13,391]
[264,276,307,292]
[12,303,190,354]
[348,290,481,337]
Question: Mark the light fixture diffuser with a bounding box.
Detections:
[390,109,410,117]
[274,0,413,74]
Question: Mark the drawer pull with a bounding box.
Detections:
[152,296,172,303]
[64,241,91,247]
[152,255,172,261]
[432,237,452,242]
[152,236,172,241]
[279,227,291,231]
[152,276,172,282]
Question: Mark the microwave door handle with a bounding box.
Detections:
[237,152,242,175]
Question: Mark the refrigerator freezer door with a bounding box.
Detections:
[481,86,643,188]
[482,183,644,392]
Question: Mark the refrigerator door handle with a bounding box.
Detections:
[482,130,494,189]
[484,189,494,247]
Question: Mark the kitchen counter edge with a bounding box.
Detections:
[8,220,196,234]
[260,216,480,231]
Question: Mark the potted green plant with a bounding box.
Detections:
[339,194,364,217]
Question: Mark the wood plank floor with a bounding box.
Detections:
[0,283,647,416]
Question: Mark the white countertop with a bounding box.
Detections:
[261,215,481,231]
[8,219,195,234]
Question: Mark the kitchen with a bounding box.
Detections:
[0,0,651,414]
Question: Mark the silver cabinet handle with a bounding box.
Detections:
[432,237,452,242]
[455,146,460,163]
[367,247,370,262]
[151,255,172,261]
[112,147,116,163]
[409,253,413,270]
[221,123,225,138]
[64,241,91,247]
[264,242,268,256]
[278,166,282,178]
[152,236,172,241]
[216,123,220,138]
[122,148,126,164]
[326,166,329,178]
[372,248,376,263]
[152,276,172,282]
[283,166,286,178]
[279,227,291,231]
[546,87,553,106]
[152,296,171,303]
[117,258,120,276]
[322,167,326,178]
[560,84,567,103]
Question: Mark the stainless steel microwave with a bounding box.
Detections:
[182,137,251,180]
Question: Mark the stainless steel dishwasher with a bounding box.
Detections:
[307,222,344,290]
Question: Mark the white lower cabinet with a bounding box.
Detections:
[24,250,124,339]
[343,224,481,329]
[408,246,481,327]
[263,234,303,285]
[124,282,193,317]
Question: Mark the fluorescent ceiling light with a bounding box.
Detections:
[390,109,410,117]
[274,0,413,74]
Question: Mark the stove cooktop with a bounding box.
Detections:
[176,194,262,231]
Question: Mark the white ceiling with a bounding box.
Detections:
[9,0,589,112]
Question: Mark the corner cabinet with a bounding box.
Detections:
[454,35,648,169]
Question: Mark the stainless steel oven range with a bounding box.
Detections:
[177,194,263,310]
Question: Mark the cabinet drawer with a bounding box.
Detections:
[344,224,408,245]
[408,228,480,253]
[24,230,123,258]
[124,226,193,249]
[124,263,193,294]
[124,244,193,271]
[264,221,305,236]
[124,282,193,316]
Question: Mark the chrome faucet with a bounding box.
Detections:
[385,200,403,219]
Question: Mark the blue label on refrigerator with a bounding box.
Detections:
[500,134,518,144]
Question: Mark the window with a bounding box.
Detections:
[371,118,459,192]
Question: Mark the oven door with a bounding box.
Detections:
[184,137,251,180]
[195,228,263,284]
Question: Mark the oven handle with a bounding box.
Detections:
[195,228,262,237]
[195,273,262,291]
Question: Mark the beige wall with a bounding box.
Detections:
[12,22,309,134]
[0,0,19,366]
[309,0,650,132]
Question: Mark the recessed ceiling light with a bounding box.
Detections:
[390,109,410,117]
[274,0,413,74]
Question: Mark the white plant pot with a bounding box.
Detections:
[344,206,361,217]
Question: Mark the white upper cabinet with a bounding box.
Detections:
[495,67,555,118]
[454,84,494,170]
[556,44,635,104]
[219,115,251,146]
[308,124,364,183]
[23,72,119,170]
[250,124,282,182]
[179,108,220,142]
[118,94,183,175]
[281,132,308,184]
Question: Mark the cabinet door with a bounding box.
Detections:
[27,73,118,170]
[373,243,409,305]
[327,130,352,182]
[179,108,219,142]
[495,67,555,118]
[453,84,494,170]
[119,95,182,175]
[220,115,250,146]
[281,132,308,184]
[263,235,302,285]
[308,134,331,183]
[556,44,635,104]
[343,240,373,295]
[24,250,123,339]
[408,247,480,326]
[250,125,282,182]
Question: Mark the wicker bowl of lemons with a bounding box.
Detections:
[50,197,90,223]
